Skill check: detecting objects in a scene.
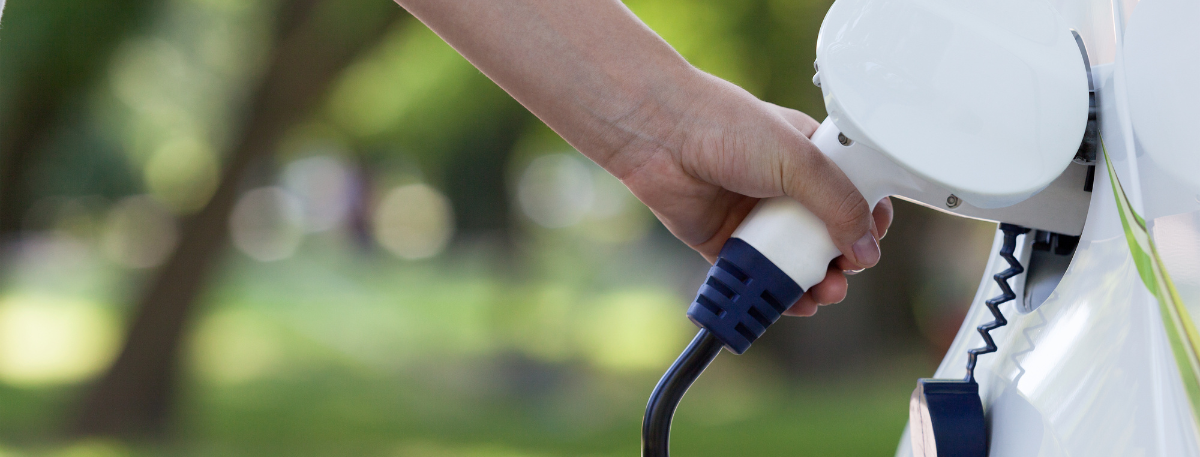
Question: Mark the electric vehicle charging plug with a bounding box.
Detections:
[686,239,804,354]
[642,239,804,457]
[641,0,1091,454]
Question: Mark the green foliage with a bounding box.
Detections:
[0,1,956,454]
[327,21,527,171]
[0,0,153,114]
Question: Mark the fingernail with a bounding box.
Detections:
[852,233,880,267]
[845,268,864,276]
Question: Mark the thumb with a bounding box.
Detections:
[774,107,879,269]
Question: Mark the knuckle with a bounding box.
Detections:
[833,190,871,234]
[835,188,873,226]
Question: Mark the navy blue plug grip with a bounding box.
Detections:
[686,238,804,354]
[915,379,987,457]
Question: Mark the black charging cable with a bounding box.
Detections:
[642,238,805,456]
[642,329,723,457]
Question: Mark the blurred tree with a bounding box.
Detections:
[0,0,156,248]
[326,22,534,241]
[72,0,405,438]
[437,99,531,238]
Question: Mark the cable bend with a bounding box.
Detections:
[642,329,723,457]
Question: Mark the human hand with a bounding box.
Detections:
[394,0,892,316]
[603,71,893,317]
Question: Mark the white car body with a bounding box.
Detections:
[894,0,1200,455]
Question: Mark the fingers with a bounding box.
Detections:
[783,199,892,318]
[809,265,848,304]
[834,255,863,274]
[781,144,877,269]
[786,295,820,317]
[873,197,894,240]
[689,194,760,263]
[784,265,846,316]
[767,106,878,270]
[771,104,821,137]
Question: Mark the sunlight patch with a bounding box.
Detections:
[577,289,692,371]
[190,309,285,385]
[0,295,120,386]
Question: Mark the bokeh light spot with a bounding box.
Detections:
[110,38,189,115]
[0,296,120,386]
[373,184,455,260]
[144,138,220,214]
[230,187,306,262]
[101,195,179,269]
[517,154,595,228]
[578,168,653,244]
[282,155,356,233]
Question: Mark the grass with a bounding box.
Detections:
[0,236,928,456]
[0,353,921,456]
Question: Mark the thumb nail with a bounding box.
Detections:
[852,233,880,267]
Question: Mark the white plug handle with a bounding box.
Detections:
[731,118,910,290]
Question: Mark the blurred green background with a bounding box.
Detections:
[0,0,996,455]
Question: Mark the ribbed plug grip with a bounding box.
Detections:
[686,238,804,354]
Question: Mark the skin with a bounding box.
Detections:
[394,0,893,316]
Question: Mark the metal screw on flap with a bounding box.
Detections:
[837,132,852,146]
[945,194,961,209]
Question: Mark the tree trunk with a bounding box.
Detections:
[71,0,404,438]
[0,82,58,239]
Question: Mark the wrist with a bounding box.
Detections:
[588,62,710,178]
